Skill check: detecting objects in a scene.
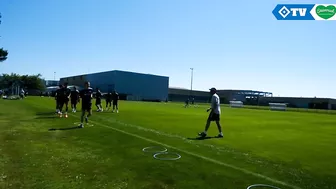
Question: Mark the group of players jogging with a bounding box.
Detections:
[54,81,119,128]
[54,82,222,137]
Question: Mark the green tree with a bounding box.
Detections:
[0,73,45,91]
[0,48,8,62]
[0,13,8,62]
[0,73,20,89]
[22,74,46,91]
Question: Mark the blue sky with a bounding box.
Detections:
[0,0,335,98]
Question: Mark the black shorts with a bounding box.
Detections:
[57,99,63,105]
[208,111,220,121]
[63,98,69,104]
[82,103,92,112]
[71,99,78,104]
[96,98,101,105]
[60,100,69,106]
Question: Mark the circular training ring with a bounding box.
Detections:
[247,184,281,189]
[142,146,167,153]
[153,152,181,161]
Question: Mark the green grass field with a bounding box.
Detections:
[1,97,336,189]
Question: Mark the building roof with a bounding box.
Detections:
[261,96,336,100]
[169,87,272,94]
[217,89,273,94]
[60,70,169,79]
[169,87,189,90]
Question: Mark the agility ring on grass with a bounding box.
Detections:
[142,146,167,153]
[247,184,281,189]
[153,152,181,161]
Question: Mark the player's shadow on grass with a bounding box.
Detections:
[48,126,81,131]
[35,112,58,119]
[35,116,57,119]
[187,136,219,140]
[36,112,55,116]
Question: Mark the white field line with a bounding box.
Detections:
[102,117,257,159]
[96,116,311,182]
[31,101,301,189]
[69,114,302,189]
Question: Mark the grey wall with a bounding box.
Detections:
[114,71,169,101]
[61,70,169,101]
[86,71,117,92]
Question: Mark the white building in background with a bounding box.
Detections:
[45,80,59,87]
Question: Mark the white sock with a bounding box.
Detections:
[204,131,207,134]
[220,132,223,135]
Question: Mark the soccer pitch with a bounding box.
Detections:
[1,97,336,189]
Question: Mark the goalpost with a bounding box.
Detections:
[2,84,21,100]
[269,103,287,111]
[230,101,244,108]
[11,85,20,96]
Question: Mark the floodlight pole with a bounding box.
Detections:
[190,68,194,97]
[54,72,56,80]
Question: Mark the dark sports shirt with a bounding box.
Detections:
[112,92,119,101]
[63,88,71,100]
[105,93,112,101]
[70,90,80,100]
[55,88,62,100]
[80,88,93,104]
[96,91,102,100]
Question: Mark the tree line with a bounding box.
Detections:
[0,13,9,62]
[0,73,46,91]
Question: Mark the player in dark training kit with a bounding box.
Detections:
[105,92,112,110]
[112,90,119,113]
[79,81,93,128]
[55,84,63,114]
[95,88,103,112]
[71,87,80,113]
[184,98,190,108]
[59,83,71,118]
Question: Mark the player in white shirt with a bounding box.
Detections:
[198,87,223,138]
